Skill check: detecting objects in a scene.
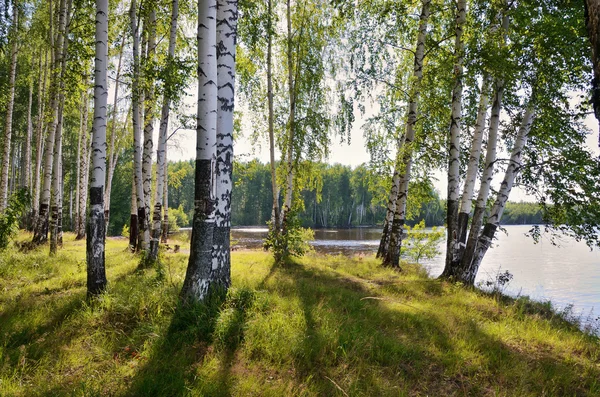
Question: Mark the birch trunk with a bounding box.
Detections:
[57,142,63,246]
[267,0,280,239]
[458,12,511,276]
[458,82,504,272]
[23,79,34,192]
[150,0,179,262]
[181,0,218,302]
[445,0,466,270]
[33,51,49,230]
[383,0,431,268]
[376,131,404,259]
[87,0,109,297]
[130,0,148,252]
[279,0,297,261]
[51,0,71,254]
[50,104,64,255]
[462,104,535,285]
[74,94,83,237]
[0,3,19,212]
[33,0,67,244]
[76,93,90,240]
[212,0,238,286]
[161,144,169,243]
[129,176,138,251]
[105,35,125,234]
[441,74,491,277]
[142,7,157,253]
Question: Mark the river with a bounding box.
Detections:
[231,225,600,322]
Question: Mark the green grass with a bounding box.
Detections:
[1,232,599,396]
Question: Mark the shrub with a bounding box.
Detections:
[0,189,31,250]
[401,220,444,263]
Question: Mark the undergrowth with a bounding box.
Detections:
[0,232,599,396]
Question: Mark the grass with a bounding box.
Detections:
[1,232,599,396]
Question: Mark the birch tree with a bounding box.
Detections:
[181,0,220,301]
[76,88,90,240]
[50,0,72,254]
[0,2,19,213]
[33,0,68,244]
[149,0,180,263]
[87,0,109,297]
[442,8,510,280]
[22,76,34,195]
[130,0,149,252]
[32,51,48,229]
[460,103,535,284]
[441,1,597,284]
[141,5,157,261]
[212,0,238,285]
[383,0,431,269]
[266,0,279,241]
[447,73,491,271]
[444,0,466,269]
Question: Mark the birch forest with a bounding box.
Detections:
[2,0,600,393]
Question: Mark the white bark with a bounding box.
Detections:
[488,105,535,226]
[50,0,72,253]
[130,0,149,251]
[477,86,503,214]
[447,0,466,204]
[457,11,511,279]
[150,0,179,261]
[76,93,90,240]
[466,104,536,283]
[445,0,467,268]
[459,74,492,215]
[129,175,138,250]
[281,0,296,233]
[0,3,19,212]
[384,0,431,268]
[87,0,109,296]
[213,0,238,283]
[33,0,67,243]
[181,0,218,302]
[50,103,64,254]
[23,78,34,191]
[142,7,157,232]
[441,73,492,276]
[75,104,82,237]
[267,0,279,236]
[377,130,404,259]
[33,51,49,227]
[161,143,169,243]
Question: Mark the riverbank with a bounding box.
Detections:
[1,233,599,396]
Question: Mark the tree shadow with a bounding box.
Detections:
[0,291,86,367]
[265,260,600,395]
[122,286,254,397]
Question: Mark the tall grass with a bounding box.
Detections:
[0,232,599,396]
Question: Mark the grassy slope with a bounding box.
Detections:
[0,233,599,396]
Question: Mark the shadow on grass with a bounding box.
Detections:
[0,291,87,367]
[3,255,599,396]
[266,260,600,395]
[122,286,255,397]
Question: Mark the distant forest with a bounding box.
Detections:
[106,159,544,235]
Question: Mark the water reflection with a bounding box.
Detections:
[231,227,383,255]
